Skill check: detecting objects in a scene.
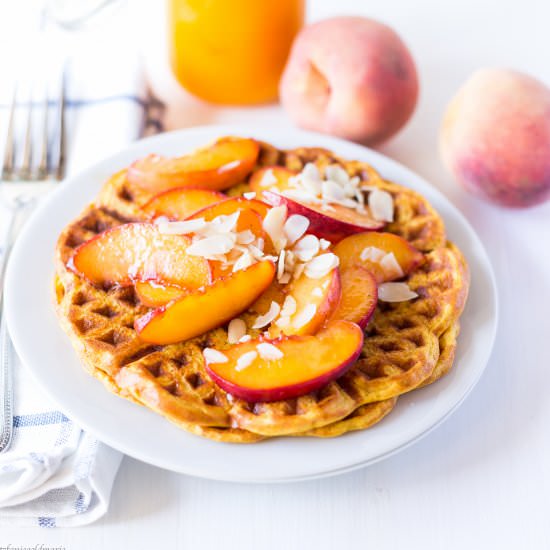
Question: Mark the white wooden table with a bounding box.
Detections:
[2,0,550,547]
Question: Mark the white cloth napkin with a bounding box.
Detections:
[0,23,160,527]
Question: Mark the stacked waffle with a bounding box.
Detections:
[54,139,469,442]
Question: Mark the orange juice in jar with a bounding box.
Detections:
[168,0,305,105]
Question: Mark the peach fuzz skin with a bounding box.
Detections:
[279,16,418,146]
[440,69,550,208]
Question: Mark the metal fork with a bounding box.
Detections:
[0,72,66,453]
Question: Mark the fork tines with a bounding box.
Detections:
[2,68,66,182]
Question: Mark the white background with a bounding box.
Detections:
[2,0,550,548]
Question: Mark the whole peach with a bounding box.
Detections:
[279,16,419,146]
[440,69,550,208]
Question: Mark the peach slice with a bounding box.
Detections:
[331,266,377,328]
[204,320,363,402]
[68,223,211,289]
[127,137,260,193]
[249,280,286,314]
[333,231,423,283]
[248,166,296,196]
[269,267,341,337]
[135,260,276,345]
[134,281,186,307]
[141,188,226,220]
[262,190,383,243]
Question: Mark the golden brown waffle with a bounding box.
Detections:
[54,139,469,442]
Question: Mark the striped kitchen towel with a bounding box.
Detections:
[0,17,164,527]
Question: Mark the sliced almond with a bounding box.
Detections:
[292,304,317,329]
[368,189,394,222]
[252,301,281,329]
[280,295,297,317]
[232,251,254,272]
[227,318,247,344]
[378,282,418,302]
[325,165,350,186]
[293,234,320,262]
[256,342,284,360]
[235,350,258,371]
[360,246,386,263]
[304,253,339,279]
[187,234,236,258]
[236,229,255,245]
[203,348,229,364]
[380,252,404,278]
[262,205,288,253]
[283,214,309,245]
[243,191,257,200]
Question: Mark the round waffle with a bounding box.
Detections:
[54,139,469,442]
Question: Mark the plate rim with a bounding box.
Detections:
[4,124,498,483]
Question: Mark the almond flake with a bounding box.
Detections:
[292,262,306,280]
[279,273,291,284]
[368,189,394,222]
[281,189,322,204]
[262,205,287,252]
[292,304,317,329]
[256,342,284,360]
[248,244,266,260]
[277,249,286,281]
[275,315,291,328]
[157,218,207,235]
[360,246,386,263]
[302,162,321,182]
[227,318,247,344]
[239,334,252,343]
[260,168,277,187]
[236,351,258,371]
[280,295,297,317]
[322,180,346,202]
[319,238,331,250]
[154,216,170,225]
[243,191,257,200]
[187,234,235,258]
[378,282,418,302]
[232,251,254,272]
[325,165,350,186]
[312,287,323,297]
[203,348,229,364]
[207,211,240,234]
[236,230,255,245]
[252,301,281,329]
[293,234,320,262]
[304,253,339,279]
[284,214,309,245]
[380,252,404,278]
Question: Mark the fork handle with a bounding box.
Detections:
[0,201,36,453]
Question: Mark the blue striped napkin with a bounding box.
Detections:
[0,27,164,527]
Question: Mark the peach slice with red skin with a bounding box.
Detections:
[262,190,383,243]
[205,320,364,402]
[248,166,296,196]
[331,266,377,328]
[141,187,226,220]
[68,223,211,289]
[127,137,260,193]
[269,267,341,337]
[333,231,423,283]
[135,260,275,345]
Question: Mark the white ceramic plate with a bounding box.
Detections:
[4,125,498,483]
